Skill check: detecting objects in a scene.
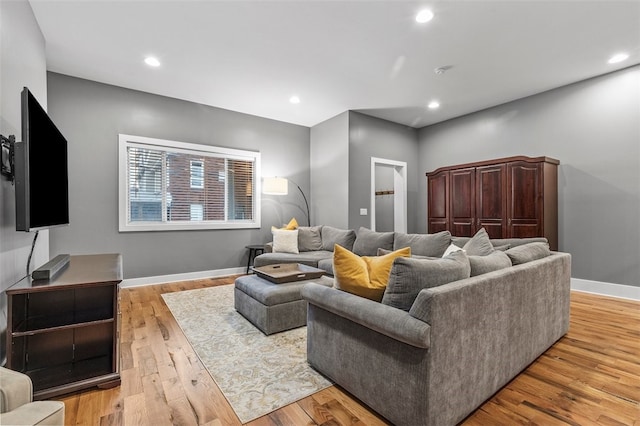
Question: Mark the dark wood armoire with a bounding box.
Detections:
[426,156,558,250]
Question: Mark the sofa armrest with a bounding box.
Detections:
[301,283,430,348]
[0,401,65,425]
[264,242,273,253]
[0,367,32,412]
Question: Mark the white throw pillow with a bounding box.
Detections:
[442,243,464,258]
[272,229,299,254]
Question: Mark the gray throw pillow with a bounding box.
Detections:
[298,226,323,252]
[505,242,551,265]
[382,251,471,311]
[352,227,394,256]
[469,251,512,276]
[321,226,356,251]
[463,228,494,256]
[393,231,452,257]
[451,236,469,248]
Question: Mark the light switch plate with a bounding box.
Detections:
[360,208,368,216]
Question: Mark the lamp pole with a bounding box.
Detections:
[290,180,311,227]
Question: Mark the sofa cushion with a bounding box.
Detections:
[317,257,334,276]
[505,242,551,265]
[393,231,452,257]
[453,236,547,249]
[469,251,512,276]
[382,251,471,311]
[462,228,494,256]
[298,226,323,252]
[334,245,411,302]
[490,237,548,248]
[378,248,438,260]
[353,227,395,256]
[321,226,356,251]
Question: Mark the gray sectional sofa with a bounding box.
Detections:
[254,225,548,275]
[255,225,571,425]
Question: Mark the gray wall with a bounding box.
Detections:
[418,65,640,287]
[310,112,349,228]
[0,0,51,363]
[348,111,419,232]
[47,73,310,279]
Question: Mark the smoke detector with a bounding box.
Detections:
[434,65,452,75]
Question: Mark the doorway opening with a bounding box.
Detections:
[370,157,407,233]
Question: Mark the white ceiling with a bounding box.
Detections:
[30,0,640,129]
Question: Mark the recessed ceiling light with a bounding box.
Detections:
[289,95,300,104]
[428,101,440,109]
[416,9,434,23]
[144,56,161,67]
[608,53,629,64]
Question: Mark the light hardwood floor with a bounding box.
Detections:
[59,277,640,425]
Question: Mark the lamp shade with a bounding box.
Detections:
[262,177,289,195]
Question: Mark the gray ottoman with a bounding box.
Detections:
[234,274,333,335]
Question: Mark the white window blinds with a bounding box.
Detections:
[119,134,261,231]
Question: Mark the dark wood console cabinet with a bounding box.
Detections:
[5,254,122,400]
[427,156,558,250]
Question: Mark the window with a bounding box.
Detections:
[190,204,204,221]
[119,134,261,231]
[190,160,204,189]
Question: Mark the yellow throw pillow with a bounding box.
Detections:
[271,217,299,232]
[284,217,299,230]
[333,244,411,301]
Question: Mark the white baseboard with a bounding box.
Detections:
[120,270,639,301]
[571,278,640,301]
[120,267,245,288]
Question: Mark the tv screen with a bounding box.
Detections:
[15,87,69,232]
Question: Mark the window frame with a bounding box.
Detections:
[118,134,261,232]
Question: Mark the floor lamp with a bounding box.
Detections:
[263,177,311,226]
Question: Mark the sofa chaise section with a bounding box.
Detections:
[301,251,571,426]
[253,250,333,270]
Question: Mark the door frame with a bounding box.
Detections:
[370,157,407,233]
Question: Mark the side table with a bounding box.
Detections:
[245,244,265,273]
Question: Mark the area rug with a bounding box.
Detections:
[161,284,332,423]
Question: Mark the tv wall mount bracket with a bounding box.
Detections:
[1,134,16,182]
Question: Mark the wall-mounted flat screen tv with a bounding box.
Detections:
[14,87,69,231]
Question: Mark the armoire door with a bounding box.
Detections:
[476,164,506,239]
[449,167,475,237]
[427,170,449,233]
[507,161,543,238]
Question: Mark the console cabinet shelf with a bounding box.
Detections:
[5,254,122,400]
[427,156,558,250]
